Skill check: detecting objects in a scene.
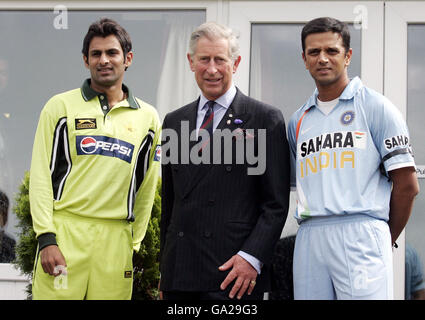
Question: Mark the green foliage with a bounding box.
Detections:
[132,179,161,300]
[13,172,35,299]
[13,171,161,300]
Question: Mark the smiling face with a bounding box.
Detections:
[83,34,132,91]
[302,31,352,90]
[188,36,241,101]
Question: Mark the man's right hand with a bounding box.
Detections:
[40,245,67,276]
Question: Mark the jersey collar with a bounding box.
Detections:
[339,76,363,100]
[80,79,140,109]
[305,76,363,111]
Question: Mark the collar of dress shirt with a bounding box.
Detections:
[198,83,237,112]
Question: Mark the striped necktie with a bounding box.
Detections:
[200,100,215,137]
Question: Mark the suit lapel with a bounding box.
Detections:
[177,99,198,194]
[185,99,199,153]
[183,89,250,198]
[217,90,251,133]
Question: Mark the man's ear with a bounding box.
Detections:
[124,51,133,70]
[302,52,308,70]
[187,53,195,72]
[345,48,353,67]
[83,54,89,69]
[232,56,241,73]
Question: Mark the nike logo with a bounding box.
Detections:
[301,126,313,135]
[366,276,382,283]
[353,265,383,290]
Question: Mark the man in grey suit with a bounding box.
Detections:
[160,21,290,300]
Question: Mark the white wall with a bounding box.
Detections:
[0,264,30,300]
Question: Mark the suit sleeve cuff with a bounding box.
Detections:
[37,233,57,251]
[237,251,263,274]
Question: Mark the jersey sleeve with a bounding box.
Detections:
[131,110,162,252]
[29,97,63,247]
[368,94,415,174]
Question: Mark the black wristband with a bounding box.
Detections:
[37,233,58,251]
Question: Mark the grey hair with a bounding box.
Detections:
[188,21,240,62]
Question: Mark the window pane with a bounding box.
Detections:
[406,24,425,295]
[407,25,425,165]
[0,10,205,241]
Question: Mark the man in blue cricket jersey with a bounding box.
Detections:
[288,17,419,300]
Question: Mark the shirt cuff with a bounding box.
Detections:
[37,232,57,251]
[237,251,263,274]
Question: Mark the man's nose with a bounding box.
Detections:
[206,60,218,74]
[99,53,109,64]
[318,51,329,64]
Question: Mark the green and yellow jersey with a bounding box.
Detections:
[29,79,161,252]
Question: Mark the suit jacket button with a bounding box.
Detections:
[225,166,232,172]
[208,199,215,206]
[178,231,184,237]
[204,231,211,238]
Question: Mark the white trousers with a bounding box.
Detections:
[293,214,393,300]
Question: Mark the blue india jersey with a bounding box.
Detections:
[288,77,415,222]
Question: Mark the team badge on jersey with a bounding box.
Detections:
[76,135,134,163]
[154,145,161,162]
[340,111,355,125]
[75,118,97,130]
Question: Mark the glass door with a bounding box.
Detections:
[385,1,425,300]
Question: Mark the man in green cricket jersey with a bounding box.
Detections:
[29,18,161,300]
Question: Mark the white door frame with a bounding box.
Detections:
[0,0,217,16]
[385,0,425,300]
[385,1,425,177]
[0,0,220,23]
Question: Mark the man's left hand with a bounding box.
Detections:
[219,254,258,299]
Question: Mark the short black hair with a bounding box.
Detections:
[301,17,350,54]
[82,18,132,59]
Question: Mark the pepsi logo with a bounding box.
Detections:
[80,137,97,154]
[76,135,135,163]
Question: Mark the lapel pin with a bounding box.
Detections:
[227,119,231,125]
[229,114,233,118]
[234,119,243,124]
